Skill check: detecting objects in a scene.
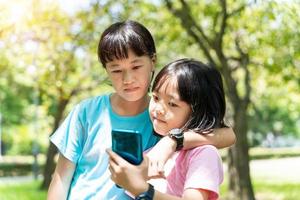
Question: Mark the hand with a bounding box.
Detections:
[147,135,176,178]
[106,149,149,196]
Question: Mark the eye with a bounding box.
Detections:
[168,101,179,107]
[152,94,159,101]
[111,70,122,73]
[132,65,142,70]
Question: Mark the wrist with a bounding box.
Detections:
[168,128,184,151]
[134,183,155,200]
[132,182,149,197]
[166,135,177,151]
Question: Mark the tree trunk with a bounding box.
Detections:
[40,142,58,189]
[40,98,69,190]
[227,103,255,200]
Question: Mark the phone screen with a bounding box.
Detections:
[111,129,143,165]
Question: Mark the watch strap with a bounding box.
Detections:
[168,128,184,151]
[135,183,155,200]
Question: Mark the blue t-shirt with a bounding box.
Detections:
[50,94,159,200]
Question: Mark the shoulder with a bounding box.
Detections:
[189,145,219,154]
[73,94,110,114]
[78,94,110,108]
[184,145,221,161]
[70,94,110,120]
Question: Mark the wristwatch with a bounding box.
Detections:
[135,183,155,200]
[168,128,184,151]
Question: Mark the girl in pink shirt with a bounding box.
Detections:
[107,58,226,200]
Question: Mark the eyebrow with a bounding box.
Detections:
[155,91,180,101]
[167,94,180,101]
[131,58,143,64]
[107,58,144,68]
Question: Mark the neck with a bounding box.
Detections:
[110,93,150,116]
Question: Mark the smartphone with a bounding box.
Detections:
[111,129,143,165]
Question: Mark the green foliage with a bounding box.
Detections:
[0,0,300,154]
[2,125,39,155]
[0,181,47,200]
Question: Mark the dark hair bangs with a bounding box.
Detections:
[152,65,173,93]
[98,20,156,67]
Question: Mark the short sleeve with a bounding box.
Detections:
[184,145,223,199]
[50,104,85,164]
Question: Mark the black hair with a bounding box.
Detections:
[98,20,156,67]
[152,58,227,133]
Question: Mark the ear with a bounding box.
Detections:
[150,57,156,72]
[151,53,157,63]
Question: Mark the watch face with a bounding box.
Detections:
[169,128,182,136]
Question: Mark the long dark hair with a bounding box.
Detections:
[98,20,156,67]
[152,58,227,133]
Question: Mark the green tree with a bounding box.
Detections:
[1,0,109,188]
[162,0,300,199]
[248,2,300,141]
[164,0,256,199]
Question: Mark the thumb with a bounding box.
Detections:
[141,154,149,167]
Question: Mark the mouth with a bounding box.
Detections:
[153,116,166,123]
[124,87,139,92]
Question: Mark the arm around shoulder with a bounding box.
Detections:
[47,153,76,200]
[183,127,236,150]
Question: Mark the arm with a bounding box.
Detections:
[106,149,209,200]
[147,127,235,177]
[153,188,208,200]
[47,153,76,200]
[183,127,236,149]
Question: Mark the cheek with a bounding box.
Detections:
[139,67,152,80]
[172,109,192,127]
[148,101,155,116]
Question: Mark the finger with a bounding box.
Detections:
[106,148,131,166]
[148,160,158,177]
[142,154,149,167]
[149,174,163,179]
[109,158,119,170]
[108,165,114,175]
[157,162,165,173]
[106,148,118,161]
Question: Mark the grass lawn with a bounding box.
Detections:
[0,181,46,200]
[220,180,300,200]
[0,152,299,199]
[0,179,299,200]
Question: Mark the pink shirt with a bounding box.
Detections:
[149,145,223,199]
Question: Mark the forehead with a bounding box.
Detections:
[106,49,149,67]
[155,76,180,99]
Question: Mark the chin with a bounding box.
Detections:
[123,93,144,102]
[153,127,168,136]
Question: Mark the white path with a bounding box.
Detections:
[223,156,300,183]
[1,157,300,185]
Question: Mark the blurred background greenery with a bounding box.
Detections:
[0,0,299,199]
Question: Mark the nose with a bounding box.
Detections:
[123,70,133,84]
[154,103,165,115]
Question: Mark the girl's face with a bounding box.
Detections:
[149,77,192,136]
[106,49,155,102]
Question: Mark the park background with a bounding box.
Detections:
[0,0,299,199]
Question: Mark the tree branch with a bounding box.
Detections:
[164,0,216,65]
[179,0,213,47]
[228,4,246,17]
[235,37,251,105]
[215,0,228,50]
